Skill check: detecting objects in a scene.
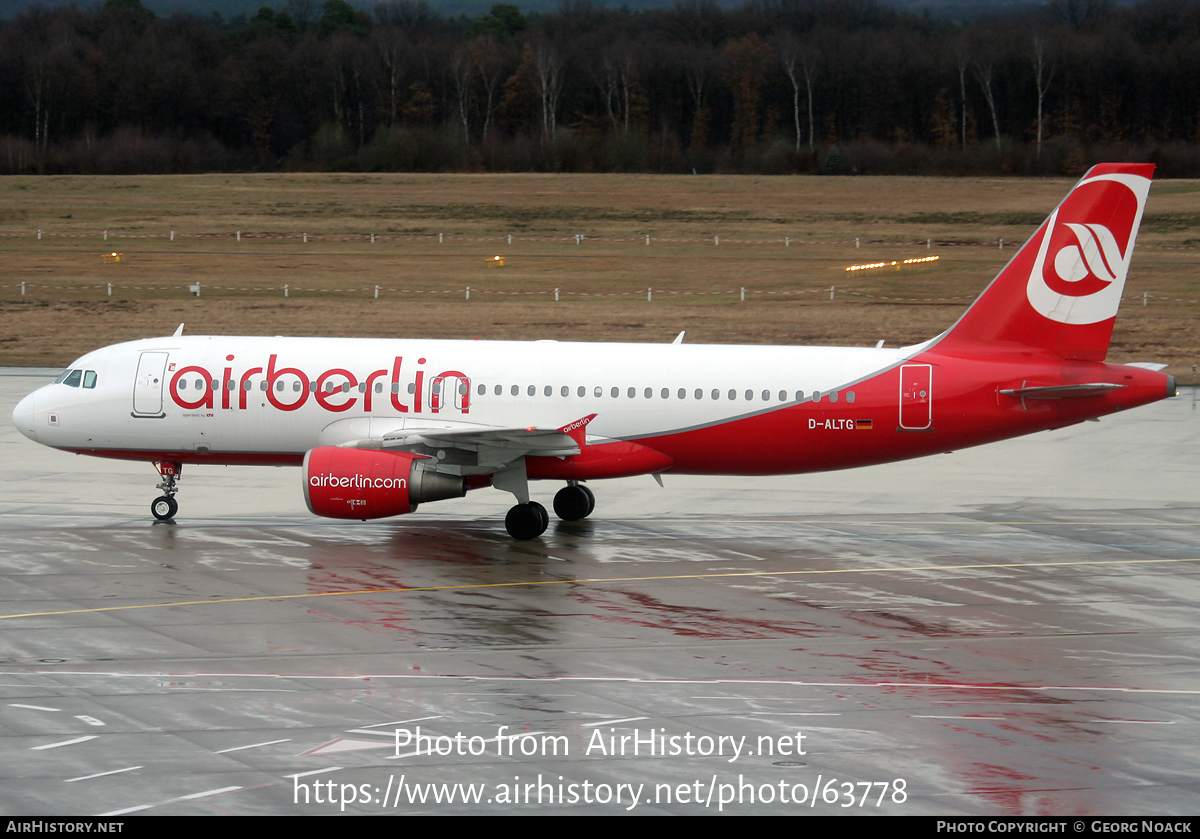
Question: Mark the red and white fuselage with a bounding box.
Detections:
[9,336,1171,473]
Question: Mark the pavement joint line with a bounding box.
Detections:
[2,555,1199,621]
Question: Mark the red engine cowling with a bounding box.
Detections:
[303,447,467,520]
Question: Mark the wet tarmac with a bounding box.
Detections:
[2,368,1199,815]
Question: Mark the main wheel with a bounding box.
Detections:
[530,501,549,532]
[151,495,178,521]
[553,485,592,521]
[505,502,549,540]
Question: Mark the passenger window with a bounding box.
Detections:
[796,390,804,401]
[261,381,269,391]
[628,387,635,398]
[678,388,686,399]
[694,388,702,399]
[661,388,669,399]
[644,388,652,398]
[545,385,552,397]
[83,371,97,389]
[812,391,822,402]
[377,383,383,394]
[407,383,416,394]
[847,391,856,403]
[761,390,769,401]
[594,387,602,397]
[63,370,82,387]
[293,381,302,392]
[578,386,586,397]
[611,387,619,397]
[829,391,839,403]
[477,384,485,396]
[561,386,569,397]
[494,384,502,395]
[778,390,786,401]
[527,385,536,396]
[711,389,719,400]
[511,385,519,396]
[745,389,753,400]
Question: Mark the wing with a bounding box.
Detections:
[330,414,598,475]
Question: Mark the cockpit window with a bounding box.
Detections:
[54,369,72,384]
[63,369,82,388]
[82,370,98,389]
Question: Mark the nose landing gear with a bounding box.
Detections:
[151,461,182,521]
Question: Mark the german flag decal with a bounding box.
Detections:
[856,419,874,430]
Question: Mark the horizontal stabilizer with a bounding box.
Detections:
[999,383,1125,400]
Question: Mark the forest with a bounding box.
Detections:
[4,0,1200,175]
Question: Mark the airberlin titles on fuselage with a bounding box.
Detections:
[169,354,470,415]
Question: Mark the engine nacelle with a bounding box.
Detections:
[303,447,467,520]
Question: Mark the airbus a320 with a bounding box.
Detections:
[12,164,1175,539]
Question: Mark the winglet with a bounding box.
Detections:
[172,323,185,337]
[557,414,597,448]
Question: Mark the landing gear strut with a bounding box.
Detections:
[151,461,182,521]
[553,482,595,521]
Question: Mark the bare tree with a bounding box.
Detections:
[470,35,506,143]
[974,59,1002,150]
[450,43,473,142]
[679,41,716,152]
[776,33,819,154]
[953,42,970,148]
[531,43,563,142]
[373,27,408,126]
[593,40,638,132]
[1031,35,1055,159]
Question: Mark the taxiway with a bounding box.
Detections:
[2,368,1198,815]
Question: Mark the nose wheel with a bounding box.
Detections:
[151,461,182,521]
[152,495,178,521]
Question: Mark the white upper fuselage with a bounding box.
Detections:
[14,335,915,459]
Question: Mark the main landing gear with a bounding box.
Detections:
[505,501,549,541]
[503,482,596,540]
[151,461,182,521]
[553,483,595,522]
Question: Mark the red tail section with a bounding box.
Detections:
[935,163,1154,361]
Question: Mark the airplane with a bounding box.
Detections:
[11,163,1176,539]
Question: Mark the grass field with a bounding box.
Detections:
[0,173,1196,380]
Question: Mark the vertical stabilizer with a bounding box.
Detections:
[935,163,1154,361]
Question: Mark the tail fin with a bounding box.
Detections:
[935,163,1154,361]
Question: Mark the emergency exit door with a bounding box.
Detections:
[899,363,932,430]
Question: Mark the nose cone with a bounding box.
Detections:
[12,391,37,442]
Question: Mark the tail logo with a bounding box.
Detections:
[1026,173,1151,324]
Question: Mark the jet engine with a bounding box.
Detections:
[303,447,467,519]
